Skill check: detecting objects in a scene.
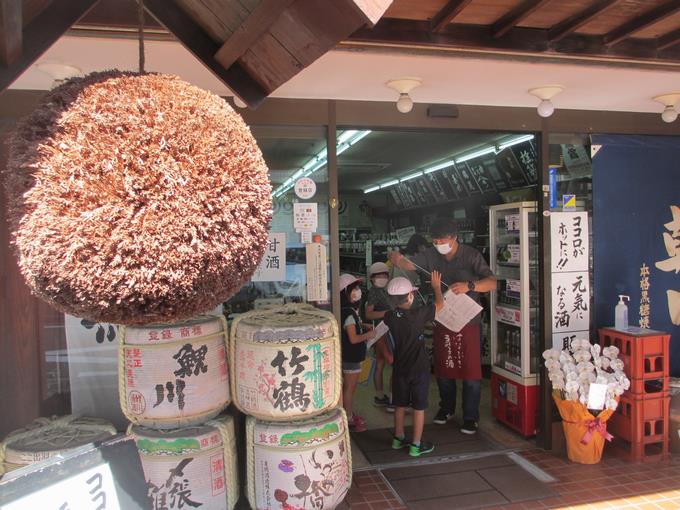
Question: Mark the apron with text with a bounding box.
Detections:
[433,322,481,380]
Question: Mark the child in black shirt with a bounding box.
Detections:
[384,271,444,457]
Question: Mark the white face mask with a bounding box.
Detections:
[435,242,452,255]
[373,277,388,288]
[350,288,362,303]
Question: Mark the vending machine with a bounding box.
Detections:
[489,202,540,436]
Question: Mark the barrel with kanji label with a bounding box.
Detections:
[246,408,351,510]
[132,415,238,510]
[120,315,230,428]
[230,304,340,421]
[0,416,116,475]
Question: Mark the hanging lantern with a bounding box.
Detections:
[3,71,272,325]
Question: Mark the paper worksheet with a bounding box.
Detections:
[435,291,483,333]
[366,321,389,349]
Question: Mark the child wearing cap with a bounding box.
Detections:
[339,273,375,433]
[384,271,444,457]
[365,262,395,410]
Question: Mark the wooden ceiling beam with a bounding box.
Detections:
[548,0,620,43]
[658,26,680,49]
[492,0,553,39]
[214,0,295,70]
[604,0,680,46]
[347,18,680,66]
[430,0,473,33]
[0,0,21,67]
[142,0,267,108]
[0,0,99,92]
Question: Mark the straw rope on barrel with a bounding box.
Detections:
[119,314,230,429]
[246,408,351,510]
[0,416,116,475]
[230,304,341,421]
[132,414,239,510]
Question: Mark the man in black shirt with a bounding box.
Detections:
[390,218,496,435]
[384,271,444,457]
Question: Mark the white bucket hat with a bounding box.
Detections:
[387,277,419,296]
[339,273,363,292]
[368,262,389,276]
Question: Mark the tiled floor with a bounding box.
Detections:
[340,449,680,510]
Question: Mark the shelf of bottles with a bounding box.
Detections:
[489,201,539,386]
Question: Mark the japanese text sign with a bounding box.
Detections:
[294,202,318,233]
[252,232,286,282]
[551,271,590,334]
[551,212,589,273]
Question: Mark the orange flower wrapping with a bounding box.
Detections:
[553,392,617,464]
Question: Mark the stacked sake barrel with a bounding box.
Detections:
[120,315,239,509]
[231,304,351,510]
[0,416,116,476]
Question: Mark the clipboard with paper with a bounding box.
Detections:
[366,321,389,349]
[434,290,482,333]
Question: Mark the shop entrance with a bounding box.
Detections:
[335,128,541,465]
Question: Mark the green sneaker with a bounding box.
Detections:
[409,441,434,457]
[392,435,409,449]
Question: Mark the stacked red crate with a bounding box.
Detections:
[599,327,671,462]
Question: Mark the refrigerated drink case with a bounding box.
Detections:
[489,202,540,436]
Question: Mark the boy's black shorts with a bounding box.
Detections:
[391,370,430,411]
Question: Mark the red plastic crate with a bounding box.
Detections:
[491,371,539,437]
[598,328,670,380]
[626,376,669,396]
[608,392,670,444]
[610,437,669,462]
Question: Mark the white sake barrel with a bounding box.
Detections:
[246,408,351,510]
[132,415,239,510]
[231,304,340,420]
[120,315,230,429]
[0,416,116,475]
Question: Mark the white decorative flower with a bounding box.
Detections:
[543,349,561,361]
[606,346,620,358]
[591,344,601,357]
[580,339,592,350]
[565,381,579,393]
[601,357,611,369]
[622,377,630,390]
[614,387,624,396]
[570,338,581,351]
[566,370,578,381]
[606,399,618,411]
[567,391,579,401]
[611,359,625,371]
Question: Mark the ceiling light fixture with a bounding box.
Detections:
[363,134,535,194]
[386,77,422,114]
[272,130,371,197]
[528,85,564,118]
[652,93,680,123]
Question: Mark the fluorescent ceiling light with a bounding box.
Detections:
[364,185,380,194]
[455,146,496,164]
[423,159,455,174]
[497,134,535,151]
[380,179,399,189]
[400,171,423,182]
[272,130,371,197]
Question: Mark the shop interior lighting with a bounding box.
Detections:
[386,77,422,114]
[652,93,680,123]
[528,85,564,118]
[272,130,371,197]
[364,134,535,193]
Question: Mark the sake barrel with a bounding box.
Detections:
[246,408,351,510]
[120,315,230,429]
[0,416,116,475]
[231,304,340,420]
[132,415,238,510]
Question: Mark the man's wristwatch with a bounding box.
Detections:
[467,281,476,291]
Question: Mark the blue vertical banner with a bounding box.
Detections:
[592,135,680,376]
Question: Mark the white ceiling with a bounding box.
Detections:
[9,35,680,114]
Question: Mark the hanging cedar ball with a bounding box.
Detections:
[4,71,272,325]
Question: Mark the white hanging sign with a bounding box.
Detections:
[294,177,316,199]
[305,242,328,302]
[550,212,589,273]
[551,271,590,334]
[294,202,318,232]
[252,233,286,282]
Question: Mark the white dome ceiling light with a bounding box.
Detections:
[528,85,564,118]
[386,77,422,114]
[652,93,680,123]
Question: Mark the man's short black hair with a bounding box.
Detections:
[431,218,458,239]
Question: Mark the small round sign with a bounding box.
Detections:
[294,177,316,199]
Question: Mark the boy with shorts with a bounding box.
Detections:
[385,271,444,457]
